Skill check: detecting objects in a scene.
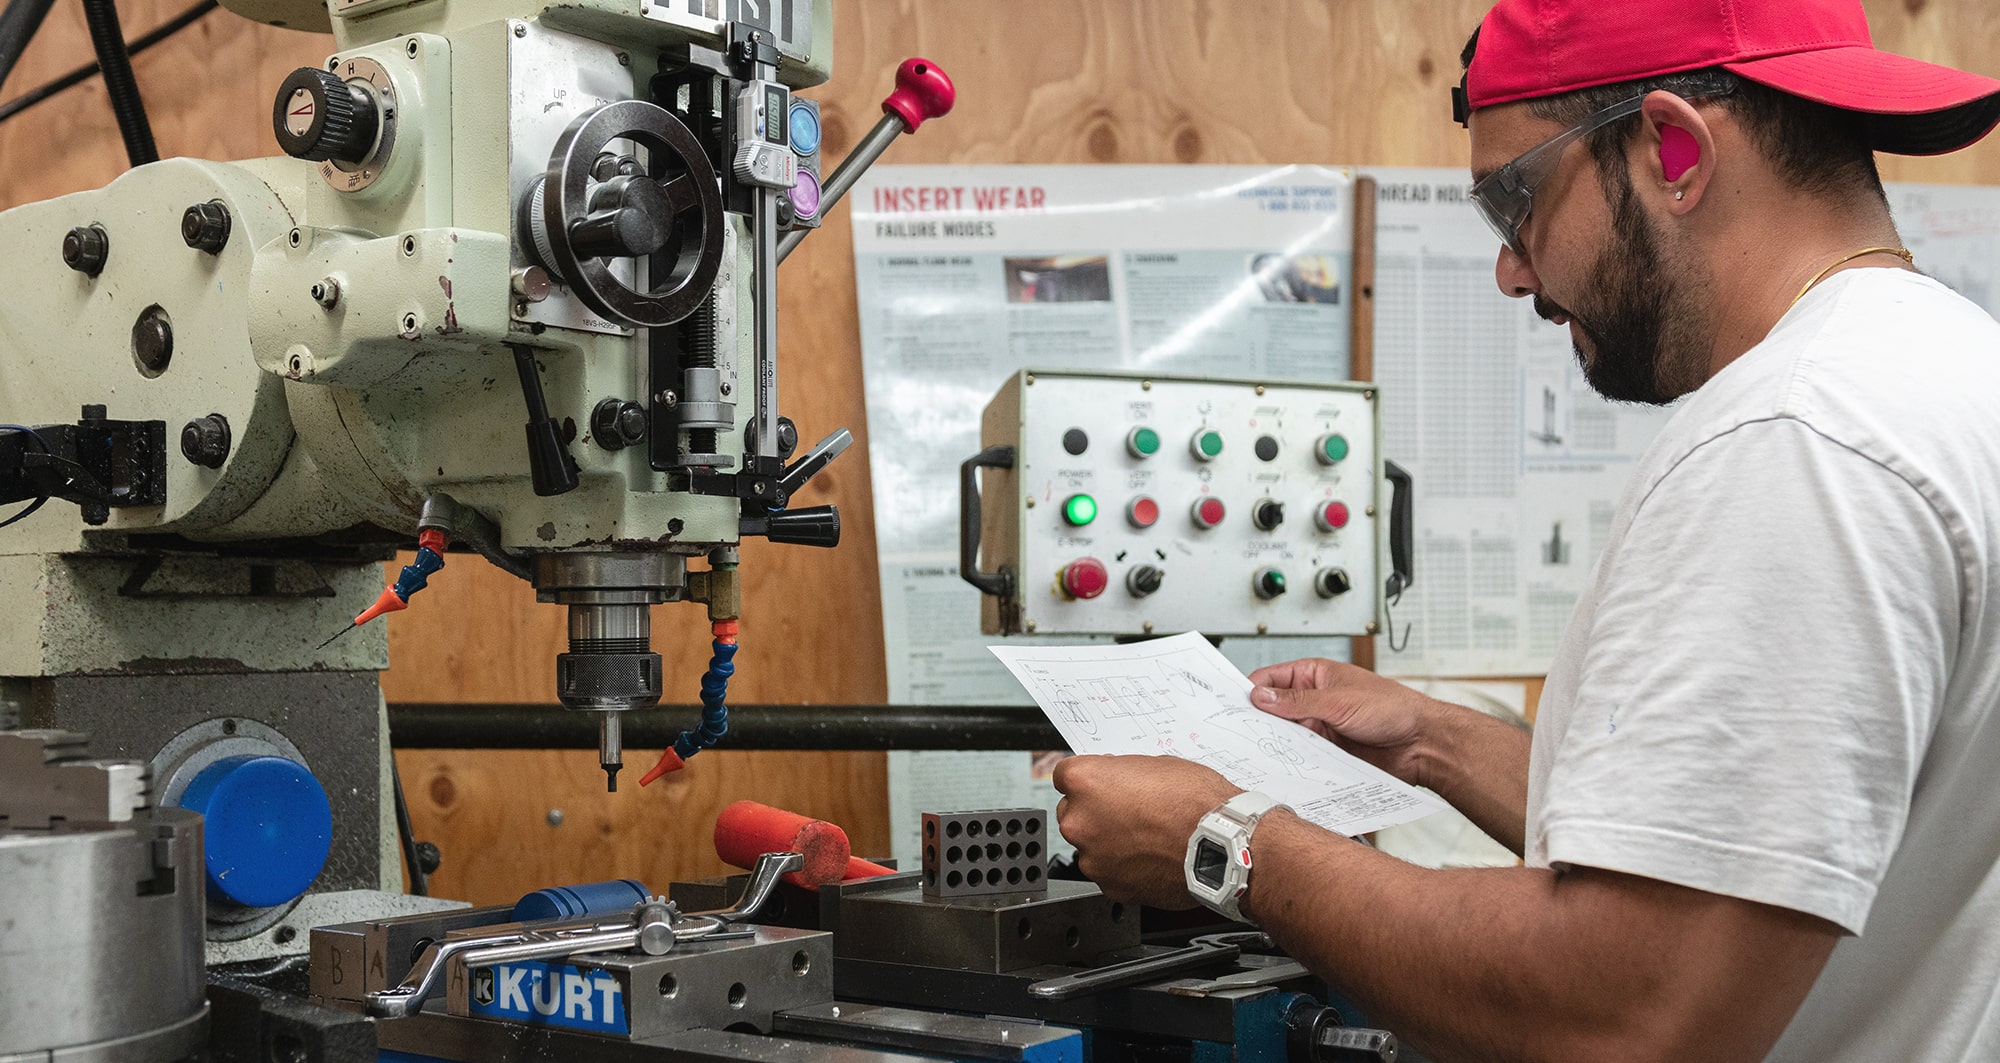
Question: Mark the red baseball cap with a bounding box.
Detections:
[1458,0,2000,155]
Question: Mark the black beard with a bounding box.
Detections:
[1542,164,1707,405]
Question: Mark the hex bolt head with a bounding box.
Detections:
[181,200,232,254]
[63,224,109,276]
[180,413,231,468]
[615,404,648,446]
[311,277,341,309]
[591,398,648,450]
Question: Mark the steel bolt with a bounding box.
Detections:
[181,200,231,253]
[545,809,564,827]
[180,413,231,468]
[311,277,341,309]
[63,224,109,276]
[591,398,648,450]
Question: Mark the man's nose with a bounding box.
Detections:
[1495,243,1540,300]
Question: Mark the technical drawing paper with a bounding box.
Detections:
[991,632,1448,836]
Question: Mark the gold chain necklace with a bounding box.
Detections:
[1789,246,1915,310]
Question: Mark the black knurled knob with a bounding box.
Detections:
[63,224,109,275]
[181,201,231,254]
[180,414,231,469]
[273,66,380,164]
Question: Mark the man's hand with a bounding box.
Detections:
[1248,658,1440,787]
[1249,658,1533,854]
[1053,754,1241,909]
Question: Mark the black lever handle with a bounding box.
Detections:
[776,428,853,499]
[959,444,1015,599]
[512,345,579,497]
[1384,460,1414,598]
[747,505,841,548]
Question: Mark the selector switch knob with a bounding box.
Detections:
[273,66,381,164]
[1126,564,1164,598]
[1059,558,1110,600]
[1253,567,1288,600]
[1253,499,1285,531]
[1315,567,1354,598]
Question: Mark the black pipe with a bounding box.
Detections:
[0,0,59,97]
[0,0,216,126]
[80,0,157,167]
[389,702,1068,752]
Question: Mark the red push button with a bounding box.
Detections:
[1059,558,1109,600]
[1191,497,1226,529]
[1127,496,1160,529]
[1315,501,1351,531]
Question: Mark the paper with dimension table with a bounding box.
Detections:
[991,632,1448,836]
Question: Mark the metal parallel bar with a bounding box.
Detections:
[753,187,780,463]
[388,702,1065,751]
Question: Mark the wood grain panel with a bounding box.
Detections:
[7,0,1999,903]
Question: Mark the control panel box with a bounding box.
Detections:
[966,370,1385,638]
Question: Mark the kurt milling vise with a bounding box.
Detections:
[0,0,954,796]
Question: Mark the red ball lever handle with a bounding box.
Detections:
[882,58,955,132]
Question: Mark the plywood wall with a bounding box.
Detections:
[5,0,1995,903]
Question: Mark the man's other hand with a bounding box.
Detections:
[1249,658,1438,788]
[1053,754,1241,909]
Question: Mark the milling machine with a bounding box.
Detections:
[0,0,1412,1057]
[0,0,957,1053]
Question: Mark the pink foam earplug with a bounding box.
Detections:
[1661,125,1700,183]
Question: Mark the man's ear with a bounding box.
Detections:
[1641,91,1716,213]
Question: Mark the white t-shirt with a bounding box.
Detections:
[1528,268,2000,1061]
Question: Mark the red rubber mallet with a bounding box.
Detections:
[714,801,895,889]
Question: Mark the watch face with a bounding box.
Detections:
[1193,837,1228,889]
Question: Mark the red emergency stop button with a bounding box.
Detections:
[1191,497,1226,529]
[1315,501,1351,531]
[1059,558,1110,600]
[1127,496,1160,529]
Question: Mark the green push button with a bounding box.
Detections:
[1127,426,1161,458]
[1062,493,1098,527]
[1317,433,1350,465]
[1191,430,1224,461]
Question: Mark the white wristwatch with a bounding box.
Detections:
[1184,791,1288,924]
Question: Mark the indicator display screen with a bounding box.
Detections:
[765,87,789,146]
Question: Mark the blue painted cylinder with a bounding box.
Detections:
[176,754,333,909]
[511,878,653,923]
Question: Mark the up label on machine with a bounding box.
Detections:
[468,961,628,1034]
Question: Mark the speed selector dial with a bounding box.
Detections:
[273,67,380,164]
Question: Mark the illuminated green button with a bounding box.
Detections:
[1062,493,1098,527]
[1191,430,1224,461]
[1126,426,1161,458]
[1316,433,1350,465]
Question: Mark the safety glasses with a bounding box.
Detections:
[1469,82,1736,256]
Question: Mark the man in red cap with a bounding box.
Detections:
[1054,1,2000,1058]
